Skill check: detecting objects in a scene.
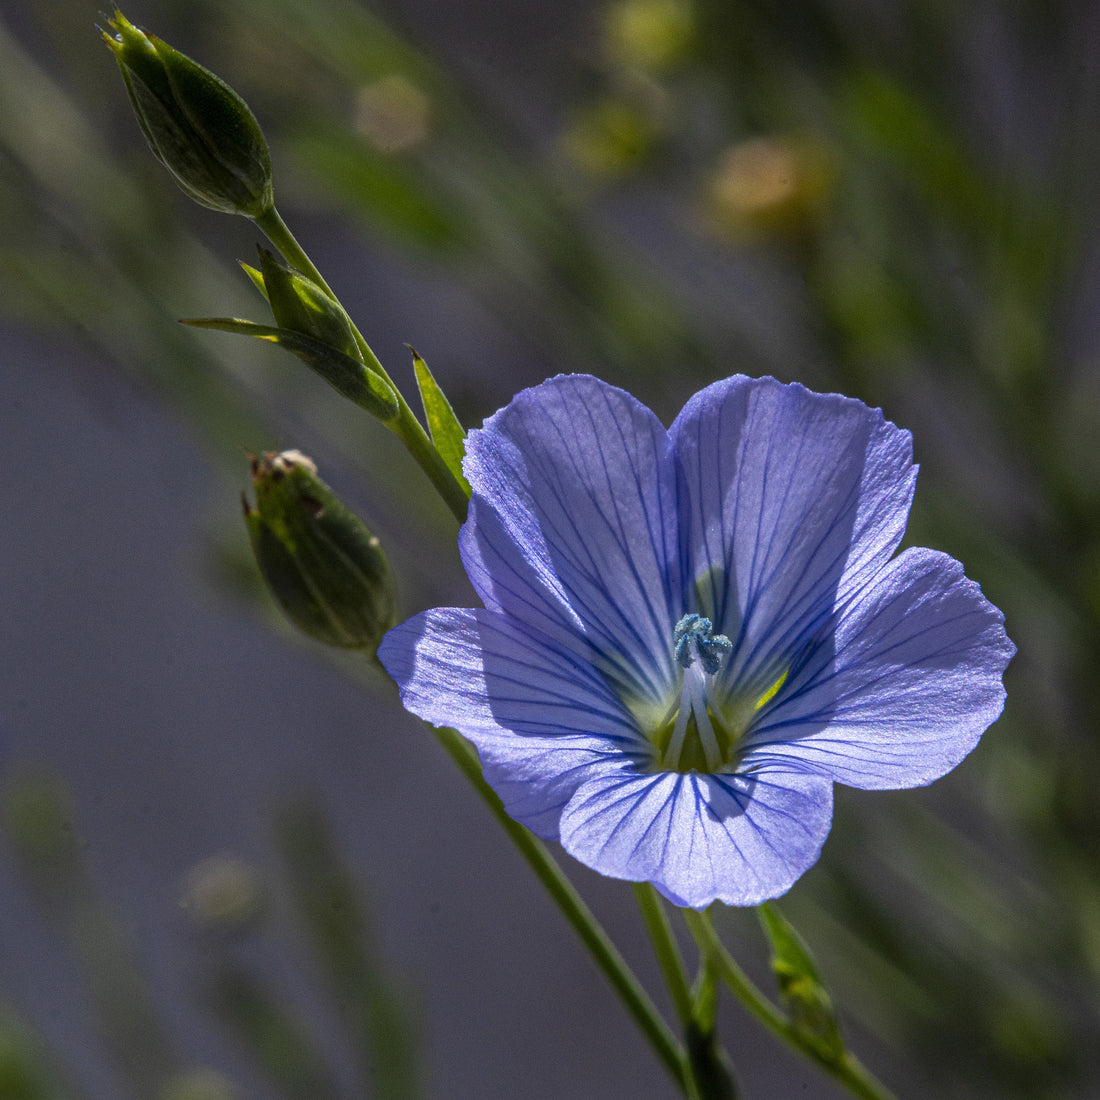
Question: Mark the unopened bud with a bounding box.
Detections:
[104,11,273,217]
[244,451,396,651]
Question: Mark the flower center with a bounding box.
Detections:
[647,614,788,774]
[649,615,734,773]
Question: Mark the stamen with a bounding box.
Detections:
[686,667,723,770]
[663,678,693,766]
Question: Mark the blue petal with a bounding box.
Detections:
[378,608,647,838]
[740,548,1014,788]
[670,376,916,693]
[459,375,685,709]
[558,764,833,908]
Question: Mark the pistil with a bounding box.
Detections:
[663,660,723,771]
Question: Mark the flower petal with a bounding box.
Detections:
[378,607,646,837]
[671,376,916,691]
[459,375,685,709]
[558,764,833,908]
[741,547,1014,788]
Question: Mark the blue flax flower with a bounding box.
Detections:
[379,375,1014,908]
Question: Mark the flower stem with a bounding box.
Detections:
[433,726,686,1089]
[253,206,470,524]
[633,884,738,1097]
[685,954,739,1100]
[683,910,897,1100]
[634,884,694,1026]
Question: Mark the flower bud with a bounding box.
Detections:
[243,451,396,652]
[256,249,359,361]
[103,11,273,217]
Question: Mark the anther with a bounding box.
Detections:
[673,614,732,675]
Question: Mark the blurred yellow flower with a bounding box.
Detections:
[354,74,431,154]
[707,135,835,241]
[602,0,694,73]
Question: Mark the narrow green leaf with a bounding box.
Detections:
[758,902,844,1062]
[0,1003,71,1100]
[182,316,273,337]
[210,969,340,1100]
[409,346,470,495]
[240,261,268,300]
[183,317,399,421]
[275,800,420,1100]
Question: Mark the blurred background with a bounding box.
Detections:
[2,0,1099,1096]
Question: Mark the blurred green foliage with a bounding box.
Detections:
[2,0,1099,1096]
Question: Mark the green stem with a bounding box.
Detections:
[433,726,685,1089]
[634,884,694,1027]
[253,206,470,524]
[254,206,343,315]
[686,955,739,1100]
[388,401,472,524]
[633,885,741,1098]
[684,911,897,1100]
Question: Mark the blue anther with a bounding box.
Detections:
[673,614,732,675]
[674,613,704,667]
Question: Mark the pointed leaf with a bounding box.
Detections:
[183,316,273,337]
[409,346,470,494]
[183,317,399,421]
[758,902,844,1061]
[239,261,268,300]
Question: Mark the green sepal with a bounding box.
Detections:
[183,317,400,422]
[257,248,361,361]
[244,450,397,652]
[103,11,273,217]
[758,902,845,1062]
[409,346,470,495]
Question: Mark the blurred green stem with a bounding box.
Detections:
[684,910,896,1100]
[275,801,419,1099]
[254,205,471,524]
